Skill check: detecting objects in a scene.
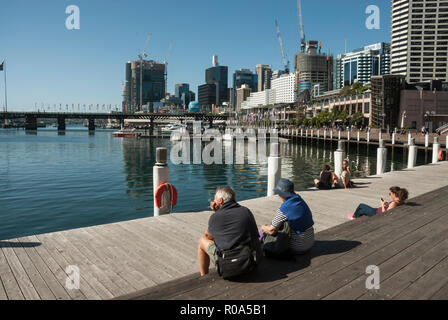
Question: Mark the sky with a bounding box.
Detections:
[0,0,391,111]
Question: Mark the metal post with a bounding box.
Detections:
[367,131,370,143]
[408,132,412,146]
[377,139,387,175]
[357,130,360,142]
[433,137,440,164]
[267,143,281,197]
[425,134,429,148]
[153,148,171,216]
[338,130,341,140]
[408,138,417,169]
[392,132,396,145]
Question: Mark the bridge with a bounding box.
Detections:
[0,111,228,132]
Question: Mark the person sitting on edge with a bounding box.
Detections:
[314,164,334,190]
[197,187,262,276]
[348,186,409,220]
[337,159,353,190]
[260,179,315,255]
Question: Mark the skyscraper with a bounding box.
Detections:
[198,56,229,111]
[334,43,391,90]
[123,60,166,113]
[294,40,333,94]
[256,64,273,92]
[391,0,448,83]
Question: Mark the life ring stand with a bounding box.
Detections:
[154,183,178,209]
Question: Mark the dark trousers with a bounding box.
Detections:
[354,203,377,218]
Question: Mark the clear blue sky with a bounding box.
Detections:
[1,0,391,110]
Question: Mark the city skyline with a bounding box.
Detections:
[1,0,390,110]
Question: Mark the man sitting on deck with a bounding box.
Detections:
[197,187,262,276]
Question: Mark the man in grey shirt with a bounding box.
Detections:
[197,187,262,276]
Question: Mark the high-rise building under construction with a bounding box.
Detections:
[294,40,334,95]
[123,60,166,113]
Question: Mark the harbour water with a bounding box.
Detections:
[0,127,427,241]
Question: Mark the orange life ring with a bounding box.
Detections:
[154,183,178,208]
[439,149,443,161]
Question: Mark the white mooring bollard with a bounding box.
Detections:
[378,130,382,142]
[433,137,440,164]
[268,143,282,197]
[377,140,387,175]
[408,139,417,169]
[153,147,171,216]
[334,141,345,178]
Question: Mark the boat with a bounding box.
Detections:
[161,123,186,133]
[113,128,140,138]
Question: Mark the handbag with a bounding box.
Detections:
[262,221,292,258]
[216,244,256,279]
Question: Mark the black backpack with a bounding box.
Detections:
[216,244,257,279]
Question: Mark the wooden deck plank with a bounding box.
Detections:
[15,237,72,300]
[68,228,150,292]
[45,232,117,299]
[1,241,40,300]
[22,235,86,300]
[394,255,448,300]
[430,282,448,300]
[81,227,158,289]
[359,237,448,300]
[7,239,56,300]
[61,228,139,294]
[0,245,24,300]
[323,222,448,300]
[35,233,102,300]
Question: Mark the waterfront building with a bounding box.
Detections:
[334,42,391,90]
[232,69,258,109]
[370,75,406,129]
[123,60,166,113]
[236,84,252,112]
[256,64,273,92]
[198,83,216,112]
[399,80,448,131]
[174,83,195,107]
[391,0,448,83]
[294,40,334,94]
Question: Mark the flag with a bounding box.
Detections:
[0,61,4,71]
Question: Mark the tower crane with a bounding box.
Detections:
[275,19,290,74]
[164,41,173,97]
[297,0,306,52]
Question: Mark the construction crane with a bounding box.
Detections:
[297,0,306,52]
[164,41,173,97]
[275,20,290,73]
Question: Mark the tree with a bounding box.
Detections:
[350,111,364,126]
[340,86,351,96]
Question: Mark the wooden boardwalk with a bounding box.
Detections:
[121,185,448,300]
[1,161,448,300]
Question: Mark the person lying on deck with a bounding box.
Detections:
[197,187,262,276]
[314,164,336,190]
[260,179,315,255]
[348,186,409,220]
